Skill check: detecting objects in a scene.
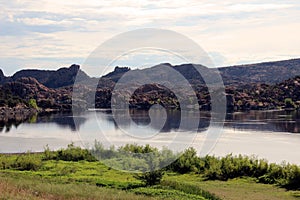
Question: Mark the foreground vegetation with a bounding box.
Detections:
[0,143,300,199]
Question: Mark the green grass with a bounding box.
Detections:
[0,159,212,200]
[1,160,140,189]
[164,173,300,200]
[131,186,207,200]
[1,160,300,200]
[1,144,300,200]
[0,172,154,200]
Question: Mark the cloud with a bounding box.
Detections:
[228,3,294,12]
[0,0,299,73]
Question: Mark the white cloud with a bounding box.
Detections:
[229,3,294,12]
[0,0,299,74]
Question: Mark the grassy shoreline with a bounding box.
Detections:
[0,144,300,199]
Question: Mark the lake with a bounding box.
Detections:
[1,109,300,165]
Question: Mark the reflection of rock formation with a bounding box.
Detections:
[99,109,210,132]
[0,120,22,133]
[35,113,87,131]
[225,110,300,133]
[0,112,87,133]
[0,107,37,132]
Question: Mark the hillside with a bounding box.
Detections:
[219,58,300,85]
[0,64,90,89]
[0,58,300,112]
[102,58,300,86]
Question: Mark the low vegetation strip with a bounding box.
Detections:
[130,187,207,200]
[0,143,300,199]
[160,180,221,200]
[0,174,154,200]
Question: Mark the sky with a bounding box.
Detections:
[0,0,299,76]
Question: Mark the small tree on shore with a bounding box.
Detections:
[134,170,164,186]
[28,99,38,109]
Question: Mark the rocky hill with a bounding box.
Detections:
[219,58,300,85]
[102,66,130,82]
[226,76,300,111]
[102,58,300,86]
[0,58,300,112]
[1,58,300,89]
[1,77,73,111]
[1,64,90,89]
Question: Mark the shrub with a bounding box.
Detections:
[283,164,300,189]
[91,141,117,160]
[203,156,222,180]
[169,147,201,174]
[28,99,38,109]
[119,143,158,154]
[42,145,57,161]
[43,143,96,162]
[13,153,42,171]
[55,143,96,162]
[0,155,14,169]
[284,98,296,108]
[134,170,164,186]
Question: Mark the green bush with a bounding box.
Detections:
[169,147,202,174]
[134,170,164,186]
[13,153,42,171]
[42,145,57,161]
[43,143,96,162]
[283,164,300,189]
[56,143,96,162]
[90,141,117,160]
[284,98,296,108]
[92,142,177,172]
[119,143,158,154]
[0,155,14,169]
[0,153,42,171]
[28,99,38,109]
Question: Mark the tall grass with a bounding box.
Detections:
[0,174,155,200]
[2,143,300,191]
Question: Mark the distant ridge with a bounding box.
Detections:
[218,58,300,85]
[102,58,300,86]
[0,58,300,88]
[0,64,90,88]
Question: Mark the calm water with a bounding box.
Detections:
[1,109,300,164]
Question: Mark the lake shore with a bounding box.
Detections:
[0,106,37,123]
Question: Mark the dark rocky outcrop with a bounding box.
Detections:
[10,64,90,88]
[102,66,130,82]
[0,69,11,84]
[2,77,73,112]
[224,75,300,111]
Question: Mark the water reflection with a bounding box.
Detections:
[102,109,211,132]
[225,110,300,133]
[0,112,87,133]
[1,109,300,134]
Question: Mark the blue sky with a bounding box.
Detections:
[0,0,299,76]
